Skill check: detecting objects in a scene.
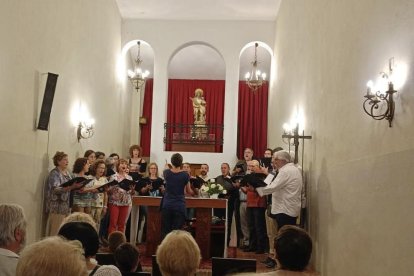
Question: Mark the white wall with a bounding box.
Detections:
[0,0,126,242]
[122,20,276,176]
[270,0,414,275]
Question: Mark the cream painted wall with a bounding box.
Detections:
[122,20,276,176]
[0,0,128,242]
[270,0,414,275]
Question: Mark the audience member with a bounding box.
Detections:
[108,231,126,253]
[156,230,200,276]
[0,204,26,276]
[16,236,87,276]
[60,211,97,230]
[46,151,83,236]
[114,243,142,273]
[160,153,192,239]
[58,221,121,275]
[256,225,315,275]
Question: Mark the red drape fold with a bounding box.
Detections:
[237,81,269,159]
[140,79,153,156]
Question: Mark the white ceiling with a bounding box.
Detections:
[116,0,281,21]
[118,0,279,80]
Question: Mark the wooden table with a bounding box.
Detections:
[130,196,227,259]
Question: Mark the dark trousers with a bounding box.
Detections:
[161,208,186,240]
[137,206,148,242]
[274,213,297,230]
[225,195,237,246]
[247,207,269,252]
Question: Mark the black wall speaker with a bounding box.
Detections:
[37,73,59,131]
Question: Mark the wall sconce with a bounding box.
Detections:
[363,58,398,127]
[77,119,95,142]
[128,41,150,93]
[281,122,312,164]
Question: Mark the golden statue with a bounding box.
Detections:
[190,88,206,124]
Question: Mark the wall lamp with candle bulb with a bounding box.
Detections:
[363,58,398,127]
[71,103,95,142]
[77,119,95,142]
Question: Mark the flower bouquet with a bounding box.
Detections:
[200,178,227,198]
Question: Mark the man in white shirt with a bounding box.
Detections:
[257,150,303,229]
[0,204,27,276]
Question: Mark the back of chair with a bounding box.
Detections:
[95,253,116,266]
[121,272,151,276]
[152,255,162,276]
[211,257,256,276]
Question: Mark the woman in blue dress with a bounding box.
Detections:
[161,153,193,239]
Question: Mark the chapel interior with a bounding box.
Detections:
[1,0,414,275]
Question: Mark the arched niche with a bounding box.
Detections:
[239,41,272,81]
[168,42,225,80]
[122,39,155,155]
[165,42,226,153]
[236,41,272,159]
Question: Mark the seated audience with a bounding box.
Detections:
[108,231,126,253]
[257,225,315,276]
[114,243,142,274]
[60,212,97,230]
[16,236,87,276]
[156,230,200,276]
[58,221,121,275]
[0,204,26,276]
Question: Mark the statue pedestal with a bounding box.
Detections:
[191,124,208,140]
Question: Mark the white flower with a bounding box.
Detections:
[218,185,223,191]
[210,178,215,183]
[204,186,209,191]
[222,190,227,194]
[210,184,216,189]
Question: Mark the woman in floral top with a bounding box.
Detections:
[46,151,83,236]
[107,159,135,234]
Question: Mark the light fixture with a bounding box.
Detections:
[245,42,266,92]
[282,122,312,164]
[128,41,150,92]
[363,58,397,127]
[77,118,94,142]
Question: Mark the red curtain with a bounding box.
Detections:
[237,81,269,159]
[140,79,153,156]
[166,79,225,152]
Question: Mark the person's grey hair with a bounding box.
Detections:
[0,204,26,246]
[16,236,88,276]
[274,150,292,163]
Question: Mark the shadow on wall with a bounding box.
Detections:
[39,152,51,237]
[313,158,337,276]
